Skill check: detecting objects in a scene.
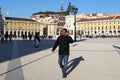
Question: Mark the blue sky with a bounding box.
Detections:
[0,0,120,18]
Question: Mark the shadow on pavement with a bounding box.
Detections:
[72,39,87,47]
[67,56,84,75]
[113,45,120,55]
[0,53,54,76]
[76,38,87,42]
[0,39,55,63]
[113,45,120,49]
[17,39,55,57]
[0,42,13,63]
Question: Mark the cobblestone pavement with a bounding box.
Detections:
[0,38,120,80]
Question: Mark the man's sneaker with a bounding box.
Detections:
[63,74,67,78]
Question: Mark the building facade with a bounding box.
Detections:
[4,17,42,37]
[0,7,4,35]
[3,14,120,39]
[77,16,120,37]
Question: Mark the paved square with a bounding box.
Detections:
[0,38,120,80]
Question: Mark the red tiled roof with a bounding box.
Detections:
[77,16,120,22]
[116,16,120,19]
[5,17,37,22]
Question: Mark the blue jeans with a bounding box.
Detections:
[58,55,69,75]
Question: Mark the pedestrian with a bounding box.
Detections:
[1,34,4,43]
[22,34,25,40]
[9,34,12,43]
[34,32,40,48]
[28,34,32,41]
[24,34,27,40]
[4,33,8,43]
[52,28,73,78]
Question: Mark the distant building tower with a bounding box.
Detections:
[55,1,66,36]
[60,1,64,12]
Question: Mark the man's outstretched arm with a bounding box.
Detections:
[52,38,59,52]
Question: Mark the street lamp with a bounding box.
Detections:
[72,7,78,42]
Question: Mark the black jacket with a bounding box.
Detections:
[52,35,73,55]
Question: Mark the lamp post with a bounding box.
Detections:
[72,7,78,42]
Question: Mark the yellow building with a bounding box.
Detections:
[40,18,58,38]
[5,17,42,37]
[0,7,4,35]
[77,16,120,37]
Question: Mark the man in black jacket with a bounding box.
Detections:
[52,28,73,78]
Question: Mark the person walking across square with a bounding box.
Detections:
[52,28,73,78]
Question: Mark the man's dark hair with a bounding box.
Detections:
[62,28,68,32]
